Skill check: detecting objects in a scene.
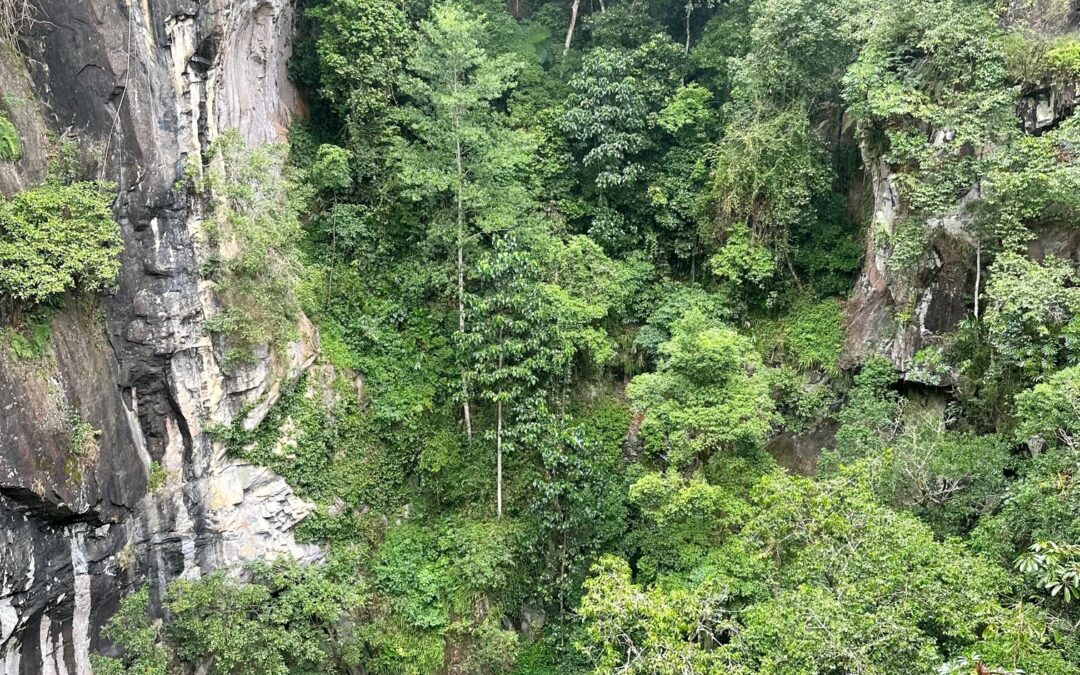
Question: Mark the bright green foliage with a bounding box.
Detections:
[463,230,639,514]
[633,283,733,361]
[310,144,352,194]
[1015,365,1080,448]
[371,519,521,671]
[96,558,364,675]
[984,252,1080,378]
[737,0,852,105]
[395,2,531,223]
[873,417,1010,536]
[95,0,1080,671]
[628,308,774,468]
[974,116,1080,248]
[578,468,1055,674]
[843,0,1014,220]
[565,47,647,191]
[1045,38,1080,80]
[90,589,168,675]
[199,132,303,366]
[755,296,844,374]
[972,437,1080,568]
[529,409,631,608]
[0,111,18,161]
[295,0,409,232]
[578,555,739,674]
[1017,541,1080,604]
[627,469,739,580]
[562,31,685,253]
[302,0,408,120]
[0,181,120,307]
[214,372,409,521]
[707,107,830,289]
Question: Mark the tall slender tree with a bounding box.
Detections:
[395,2,533,440]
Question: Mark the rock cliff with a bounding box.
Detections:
[842,85,1080,373]
[0,2,318,673]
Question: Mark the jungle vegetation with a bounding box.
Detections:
[92,0,1080,672]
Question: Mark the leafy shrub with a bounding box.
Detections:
[0,111,18,161]
[1014,365,1080,448]
[146,461,168,492]
[97,558,366,675]
[1045,38,1080,80]
[755,296,845,375]
[628,308,775,468]
[984,252,1080,378]
[0,181,120,307]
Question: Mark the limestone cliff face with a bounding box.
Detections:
[842,82,1079,373]
[0,2,319,673]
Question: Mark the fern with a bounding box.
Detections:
[4,315,50,360]
[0,111,18,162]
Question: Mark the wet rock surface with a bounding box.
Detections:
[0,1,318,672]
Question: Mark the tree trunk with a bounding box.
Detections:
[325,215,337,309]
[974,242,981,319]
[454,106,472,441]
[563,0,581,55]
[684,3,691,53]
[496,397,503,517]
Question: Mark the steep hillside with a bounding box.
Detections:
[3,0,1080,673]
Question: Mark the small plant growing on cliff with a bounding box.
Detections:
[67,408,100,457]
[146,461,168,492]
[2,311,49,361]
[0,111,18,161]
[196,131,302,368]
[0,180,120,312]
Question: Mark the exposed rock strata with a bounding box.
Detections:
[0,1,318,672]
[842,85,1080,372]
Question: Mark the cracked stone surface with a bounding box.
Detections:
[0,2,320,672]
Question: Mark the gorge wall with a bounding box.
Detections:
[0,2,1077,674]
[0,2,319,673]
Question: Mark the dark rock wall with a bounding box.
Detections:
[0,2,317,673]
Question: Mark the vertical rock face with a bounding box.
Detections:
[842,98,1079,374]
[0,2,319,673]
[841,152,977,372]
[842,8,1080,373]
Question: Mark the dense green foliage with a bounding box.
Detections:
[0,180,119,309]
[98,0,1080,672]
[196,132,304,366]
